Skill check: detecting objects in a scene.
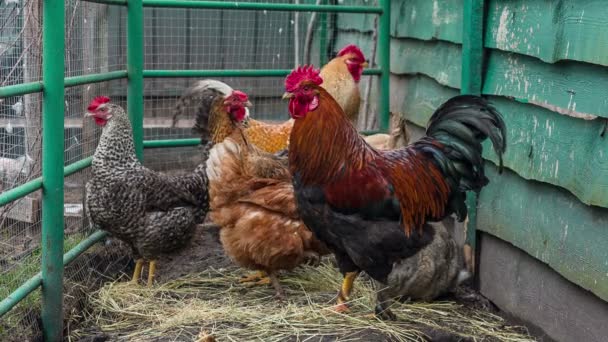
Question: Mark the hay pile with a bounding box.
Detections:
[68,261,534,342]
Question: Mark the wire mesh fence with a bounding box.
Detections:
[0,0,380,339]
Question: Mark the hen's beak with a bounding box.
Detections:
[84,112,93,117]
[244,100,253,107]
[361,61,369,68]
[282,92,294,100]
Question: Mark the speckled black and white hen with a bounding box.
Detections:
[85,96,210,286]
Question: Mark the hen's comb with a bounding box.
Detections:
[87,96,111,111]
[230,90,249,102]
[285,65,323,92]
[337,44,365,61]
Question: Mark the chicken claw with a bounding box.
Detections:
[239,270,268,284]
[302,251,321,267]
[130,259,144,285]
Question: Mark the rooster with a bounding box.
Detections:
[85,96,210,286]
[206,129,329,299]
[283,66,506,319]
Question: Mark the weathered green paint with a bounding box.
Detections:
[338,0,608,67]
[478,165,608,303]
[335,34,462,86]
[41,0,65,339]
[338,0,463,43]
[392,75,608,209]
[485,0,608,67]
[338,35,608,121]
[483,51,608,120]
[482,96,608,209]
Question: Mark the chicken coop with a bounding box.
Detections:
[0,0,607,341]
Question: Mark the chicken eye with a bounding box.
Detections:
[303,86,310,91]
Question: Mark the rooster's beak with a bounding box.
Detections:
[245,100,253,107]
[361,61,369,68]
[282,92,294,100]
[85,112,93,117]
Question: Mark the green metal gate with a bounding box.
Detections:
[0,0,390,340]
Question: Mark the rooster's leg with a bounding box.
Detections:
[334,271,359,313]
[239,270,269,284]
[147,260,157,287]
[269,272,285,301]
[130,259,144,284]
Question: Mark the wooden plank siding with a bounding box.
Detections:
[333,0,608,302]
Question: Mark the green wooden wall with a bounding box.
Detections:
[336,0,608,302]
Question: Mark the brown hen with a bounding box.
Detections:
[206,128,329,299]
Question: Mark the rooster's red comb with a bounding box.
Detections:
[337,44,365,61]
[229,90,249,102]
[285,65,323,92]
[87,96,111,111]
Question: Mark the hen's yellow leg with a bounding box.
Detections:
[147,260,157,287]
[239,270,269,284]
[130,259,144,285]
[334,271,359,313]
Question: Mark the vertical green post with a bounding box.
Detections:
[128,0,145,160]
[41,0,65,340]
[318,0,328,66]
[461,0,485,256]
[377,0,390,132]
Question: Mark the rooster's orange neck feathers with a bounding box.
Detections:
[289,86,374,185]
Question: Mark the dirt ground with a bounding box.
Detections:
[63,223,535,342]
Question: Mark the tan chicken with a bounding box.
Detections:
[319,44,368,123]
[363,112,410,150]
[206,128,329,299]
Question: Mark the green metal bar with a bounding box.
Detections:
[143,138,202,148]
[0,82,43,98]
[461,0,486,260]
[0,178,43,208]
[0,230,109,318]
[64,157,93,177]
[41,0,66,339]
[0,273,42,318]
[318,0,328,66]
[142,0,382,13]
[377,0,391,132]
[82,0,128,5]
[62,230,109,265]
[0,72,127,99]
[64,70,128,88]
[128,0,145,160]
[143,68,382,78]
